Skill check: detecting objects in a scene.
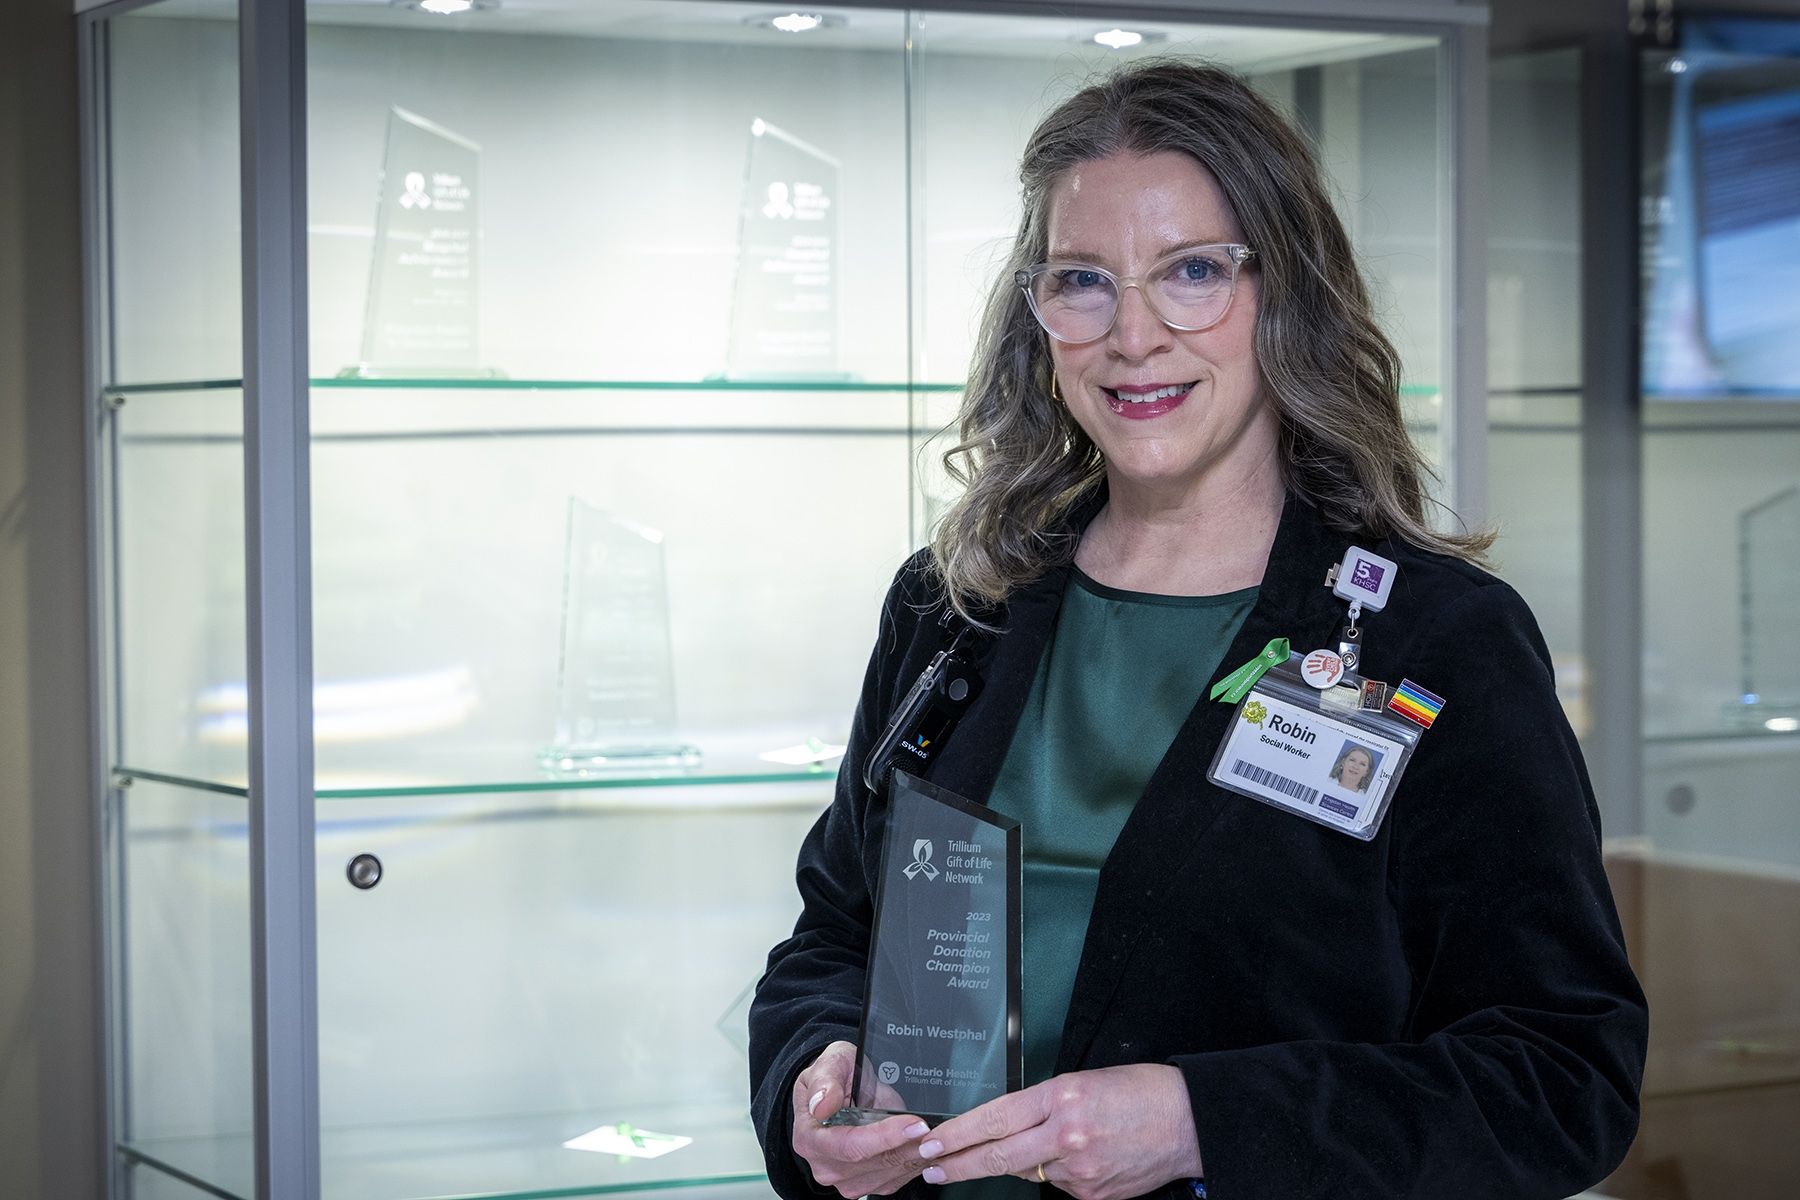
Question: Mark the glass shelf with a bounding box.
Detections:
[123,1100,769,1200]
[105,378,1448,398]
[106,377,965,397]
[115,756,841,802]
[1648,390,1800,404]
[111,377,945,439]
[1642,727,1800,748]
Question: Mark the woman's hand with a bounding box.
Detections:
[790,1040,931,1197]
[914,1063,1203,1200]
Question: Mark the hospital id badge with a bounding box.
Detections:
[1207,655,1424,840]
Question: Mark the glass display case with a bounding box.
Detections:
[81,2,1488,1197]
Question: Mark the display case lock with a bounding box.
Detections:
[347,853,383,890]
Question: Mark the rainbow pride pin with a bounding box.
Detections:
[1388,679,1445,729]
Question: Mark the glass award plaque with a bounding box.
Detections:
[725,118,847,381]
[341,107,500,379]
[538,500,699,774]
[826,770,1021,1125]
[1733,485,1800,728]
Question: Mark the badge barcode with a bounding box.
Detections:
[1230,759,1319,806]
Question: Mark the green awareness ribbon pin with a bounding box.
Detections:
[1209,638,1289,704]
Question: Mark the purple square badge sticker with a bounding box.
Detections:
[1334,546,1398,611]
[1350,559,1386,595]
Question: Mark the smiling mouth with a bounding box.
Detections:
[1102,381,1196,415]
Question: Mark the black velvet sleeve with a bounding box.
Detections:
[1174,582,1647,1200]
[748,556,931,1199]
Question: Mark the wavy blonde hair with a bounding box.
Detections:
[929,59,1492,623]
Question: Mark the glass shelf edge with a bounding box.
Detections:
[1642,727,1800,747]
[113,767,250,798]
[112,764,841,799]
[1647,390,1800,403]
[117,1139,770,1200]
[106,377,965,395]
[424,1173,770,1200]
[316,767,839,798]
[104,378,244,396]
[106,378,1459,397]
[118,1143,246,1200]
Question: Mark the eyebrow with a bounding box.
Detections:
[1045,238,1234,265]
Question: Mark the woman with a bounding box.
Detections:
[749,60,1645,1200]
[1329,745,1375,794]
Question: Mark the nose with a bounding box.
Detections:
[1108,282,1173,360]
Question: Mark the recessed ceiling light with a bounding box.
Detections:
[1092,28,1162,50]
[1766,716,1800,733]
[393,0,499,16]
[745,11,845,34]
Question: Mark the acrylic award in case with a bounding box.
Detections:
[538,499,699,774]
[725,118,845,380]
[342,106,499,379]
[1734,486,1800,728]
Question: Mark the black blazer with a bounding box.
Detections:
[750,492,1647,1200]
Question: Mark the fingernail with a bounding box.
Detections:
[903,1121,930,1138]
[807,1088,826,1116]
[922,1166,947,1185]
[919,1139,943,1159]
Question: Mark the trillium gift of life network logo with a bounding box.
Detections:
[904,839,939,881]
[1242,700,1268,727]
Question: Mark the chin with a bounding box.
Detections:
[1104,443,1211,481]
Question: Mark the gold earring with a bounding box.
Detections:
[1051,377,1064,404]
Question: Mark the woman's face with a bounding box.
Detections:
[1042,151,1272,504]
[1338,748,1372,791]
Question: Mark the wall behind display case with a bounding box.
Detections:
[906,24,1447,515]
[909,29,1443,390]
[302,23,910,382]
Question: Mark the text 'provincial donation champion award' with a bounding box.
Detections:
[828,771,1021,1126]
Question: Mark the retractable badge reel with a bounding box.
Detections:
[1328,544,1396,672]
[1206,546,1445,841]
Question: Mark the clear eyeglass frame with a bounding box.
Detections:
[1014,243,1258,344]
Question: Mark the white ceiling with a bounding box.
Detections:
[132,1,1433,69]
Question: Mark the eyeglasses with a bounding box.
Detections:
[1014,244,1256,344]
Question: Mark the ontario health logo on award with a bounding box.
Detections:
[904,839,939,881]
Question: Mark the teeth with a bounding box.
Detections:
[1121,383,1191,403]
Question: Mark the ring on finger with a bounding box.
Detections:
[1036,1162,1048,1184]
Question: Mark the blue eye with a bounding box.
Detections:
[1176,257,1220,284]
[1051,268,1106,291]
